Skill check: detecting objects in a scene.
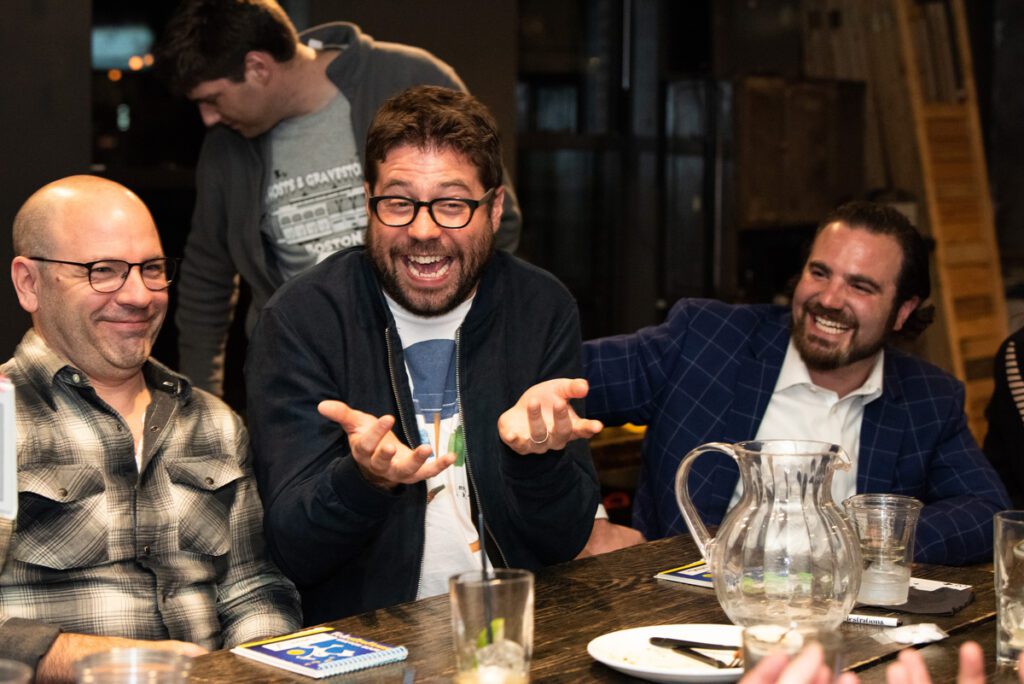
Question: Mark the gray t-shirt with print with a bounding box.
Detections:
[261,92,367,282]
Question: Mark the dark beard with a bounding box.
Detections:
[367,224,495,317]
[791,303,897,371]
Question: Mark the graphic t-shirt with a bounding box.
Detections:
[384,294,488,599]
[261,92,367,282]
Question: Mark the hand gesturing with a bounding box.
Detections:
[498,378,604,455]
[318,400,455,488]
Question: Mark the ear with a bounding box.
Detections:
[488,187,505,234]
[363,182,373,216]
[11,256,42,313]
[892,296,920,331]
[243,51,275,86]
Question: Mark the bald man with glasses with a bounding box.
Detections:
[0,175,300,680]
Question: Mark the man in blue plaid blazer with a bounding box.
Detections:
[501,201,1009,565]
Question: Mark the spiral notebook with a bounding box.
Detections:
[231,626,409,678]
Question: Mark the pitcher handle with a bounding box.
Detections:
[674,442,739,563]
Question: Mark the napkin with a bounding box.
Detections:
[858,585,974,616]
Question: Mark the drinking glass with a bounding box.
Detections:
[74,648,192,683]
[996,511,1024,667]
[450,569,534,683]
[0,659,31,684]
[844,493,922,606]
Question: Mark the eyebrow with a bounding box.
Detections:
[809,259,883,293]
[378,179,474,196]
[846,273,882,292]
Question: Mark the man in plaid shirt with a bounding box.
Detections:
[0,176,300,679]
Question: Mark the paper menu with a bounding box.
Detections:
[0,375,15,520]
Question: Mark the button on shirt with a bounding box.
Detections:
[729,340,885,509]
[0,329,301,664]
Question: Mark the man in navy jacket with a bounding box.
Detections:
[501,201,1009,565]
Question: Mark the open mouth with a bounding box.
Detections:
[812,315,853,336]
[404,255,453,280]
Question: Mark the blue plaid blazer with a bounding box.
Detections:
[584,299,1010,565]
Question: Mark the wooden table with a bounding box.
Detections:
[190,536,1003,682]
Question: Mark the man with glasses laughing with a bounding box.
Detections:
[0,176,300,679]
[246,86,600,623]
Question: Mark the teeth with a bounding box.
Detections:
[814,316,850,334]
[407,256,451,279]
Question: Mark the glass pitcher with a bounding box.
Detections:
[675,440,861,631]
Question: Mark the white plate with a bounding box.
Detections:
[587,624,744,683]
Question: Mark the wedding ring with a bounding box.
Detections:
[529,431,550,445]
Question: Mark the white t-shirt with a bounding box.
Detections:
[384,294,490,599]
[728,340,885,510]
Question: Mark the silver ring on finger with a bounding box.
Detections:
[529,430,550,445]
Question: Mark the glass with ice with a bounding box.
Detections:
[450,569,533,683]
[996,511,1024,667]
[843,493,922,606]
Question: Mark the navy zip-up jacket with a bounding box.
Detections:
[246,248,599,624]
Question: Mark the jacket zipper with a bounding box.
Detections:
[456,327,510,569]
[384,327,427,597]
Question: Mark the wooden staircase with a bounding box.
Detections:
[893,0,1007,441]
[803,0,1007,442]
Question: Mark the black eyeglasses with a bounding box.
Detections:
[29,256,178,293]
[368,188,496,229]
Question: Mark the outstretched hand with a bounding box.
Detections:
[498,378,604,455]
[318,400,455,488]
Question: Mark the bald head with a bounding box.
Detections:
[10,175,168,385]
[12,175,153,257]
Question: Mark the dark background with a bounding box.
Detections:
[1,0,1021,410]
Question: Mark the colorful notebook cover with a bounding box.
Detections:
[653,560,714,588]
[231,626,409,678]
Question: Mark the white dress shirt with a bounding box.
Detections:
[728,340,885,510]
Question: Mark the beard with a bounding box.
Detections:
[791,301,897,371]
[367,221,495,317]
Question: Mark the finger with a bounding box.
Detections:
[572,418,604,440]
[739,652,789,684]
[957,642,985,684]
[887,660,908,684]
[557,377,590,401]
[318,399,353,425]
[896,649,931,684]
[415,450,457,480]
[526,398,549,444]
[388,445,438,482]
[837,673,861,684]
[778,643,824,684]
[353,415,396,457]
[548,399,574,444]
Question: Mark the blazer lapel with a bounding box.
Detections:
[711,311,790,506]
[722,312,789,443]
[857,353,907,492]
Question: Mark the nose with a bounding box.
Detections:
[817,278,846,310]
[114,265,157,306]
[198,103,221,127]
[406,205,444,242]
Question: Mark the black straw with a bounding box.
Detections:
[479,509,493,644]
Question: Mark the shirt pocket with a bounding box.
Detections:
[14,464,108,570]
[165,459,244,558]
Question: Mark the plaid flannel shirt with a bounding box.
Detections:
[0,330,300,666]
